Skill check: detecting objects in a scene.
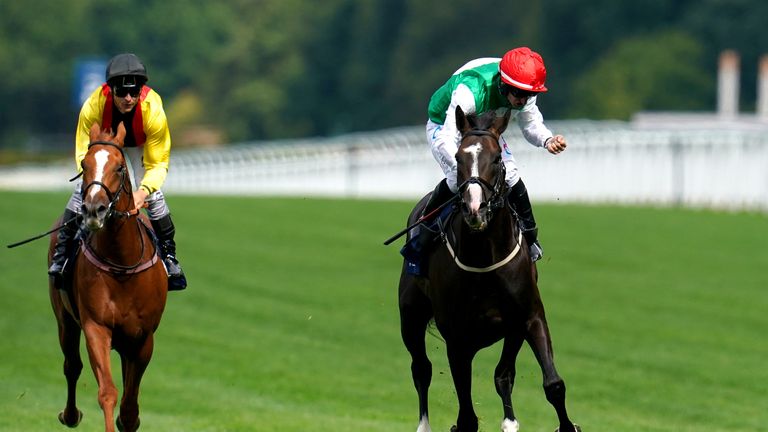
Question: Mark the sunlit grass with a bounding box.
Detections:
[1,191,766,431]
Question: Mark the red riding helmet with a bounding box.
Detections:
[499,47,548,92]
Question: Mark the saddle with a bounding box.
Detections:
[400,204,456,276]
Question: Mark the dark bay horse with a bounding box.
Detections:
[48,123,168,432]
[398,107,580,432]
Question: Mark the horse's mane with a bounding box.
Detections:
[87,122,127,148]
[94,128,118,142]
[467,110,502,131]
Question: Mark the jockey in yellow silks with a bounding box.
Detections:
[75,83,170,195]
[49,53,187,291]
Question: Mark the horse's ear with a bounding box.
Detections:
[89,123,101,143]
[115,122,127,148]
[491,108,512,136]
[455,105,471,134]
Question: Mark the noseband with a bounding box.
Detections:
[456,130,507,217]
[80,140,133,219]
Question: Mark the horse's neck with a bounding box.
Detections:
[454,207,518,258]
[89,192,147,262]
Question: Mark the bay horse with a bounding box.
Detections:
[48,122,168,432]
[398,107,580,432]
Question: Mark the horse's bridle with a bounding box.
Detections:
[78,140,155,273]
[456,130,508,218]
[79,140,134,220]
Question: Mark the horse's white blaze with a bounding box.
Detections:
[462,143,484,213]
[463,142,482,178]
[502,418,520,432]
[88,149,111,199]
[416,415,431,432]
[467,183,483,213]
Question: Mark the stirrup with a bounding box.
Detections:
[162,255,187,290]
[48,259,68,277]
[162,255,183,276]
[168,274,187,291]
[528,242,543,262]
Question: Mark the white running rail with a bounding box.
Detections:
[1,121,766,211]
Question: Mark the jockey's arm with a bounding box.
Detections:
[516,97,554,149]
[516,98,567,154]
[137,94,171,196]
[74,88,105,170]
[431,85,477,191]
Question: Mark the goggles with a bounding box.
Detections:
[506,86,537,99]
[113,85,142,98]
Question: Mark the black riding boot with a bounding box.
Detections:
[151,214,187,291]
[507,180,543,262]
[414,178,453,249]
[48,209,80,277]
[423,178,454,217]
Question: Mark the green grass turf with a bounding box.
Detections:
[0,191,766,431]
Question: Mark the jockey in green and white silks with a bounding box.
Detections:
[427,57,554,193]
[421,47,568,263]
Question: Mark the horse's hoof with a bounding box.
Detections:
[555,424,581,432]
[450,426,458,432]
[116,415,140,432]
[58,409,83,428]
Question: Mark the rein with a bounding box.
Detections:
[80,219,158,275]
[5,214,79,248]
[6,141,137,249]
[82,140,140,219]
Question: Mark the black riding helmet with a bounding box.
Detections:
[106,53,148,88]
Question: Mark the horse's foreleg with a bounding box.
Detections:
[55,311,84,427]
[447,346,478,432]
[83,322,118,432]
[116,333,154,432]
[495,335,524,432]
[399,278,433,432]
[525,312,579,432]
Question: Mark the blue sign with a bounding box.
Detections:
[73,58,107,108]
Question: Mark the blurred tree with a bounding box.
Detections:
[197,0,317,141]
[537,0,701,117]
[316,0,407,134]
[385,0,536,127]
[2,0,767,151]
[0,0,92,150]
[681,0,768,111]
[567,30,712,119]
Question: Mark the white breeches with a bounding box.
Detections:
[426,120,520,192]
